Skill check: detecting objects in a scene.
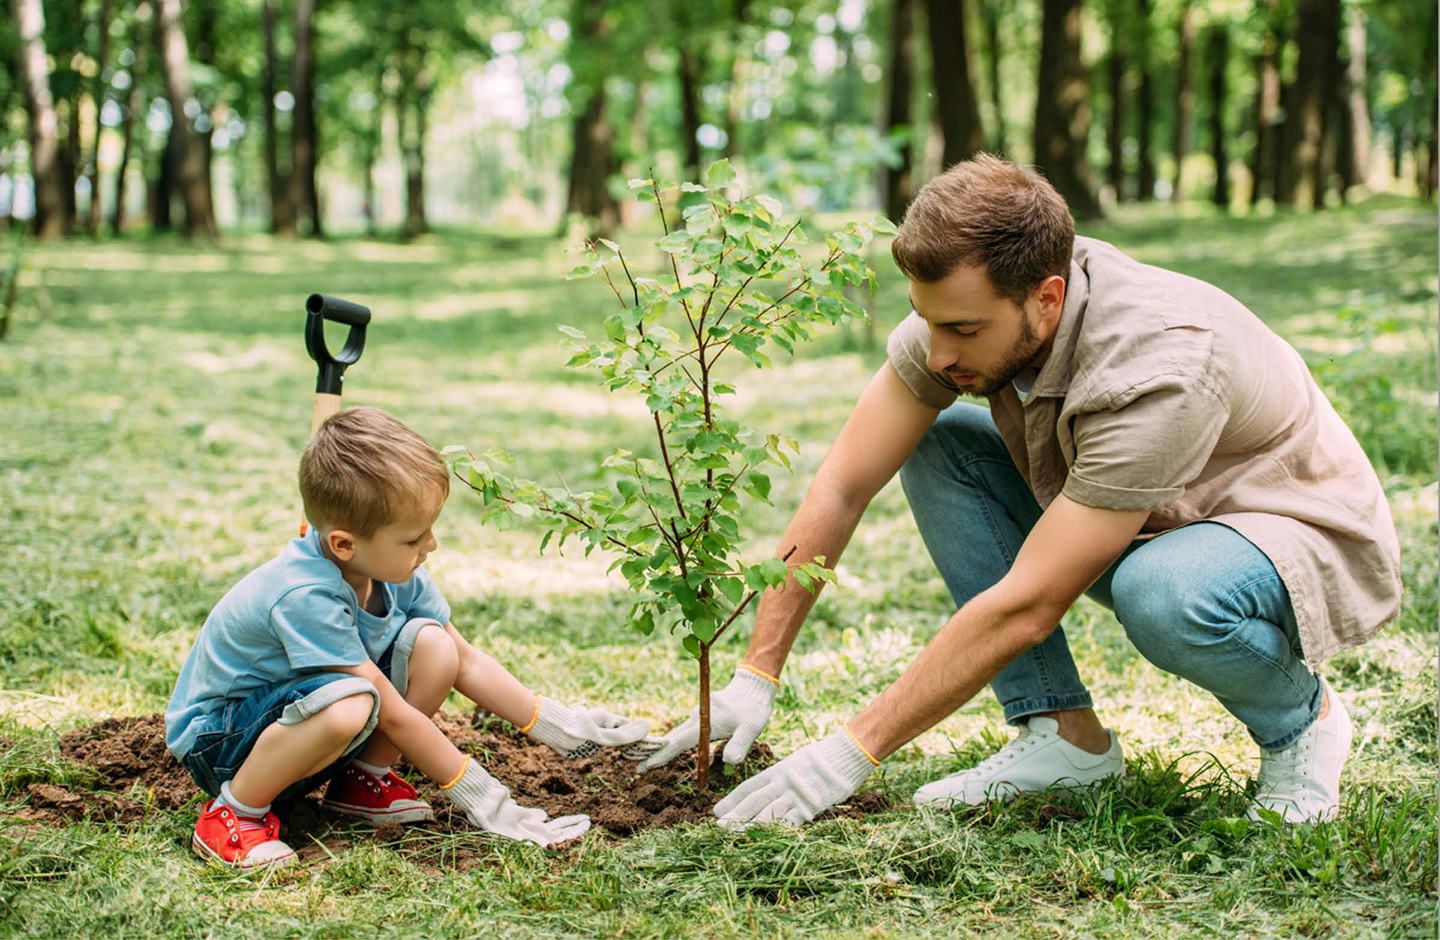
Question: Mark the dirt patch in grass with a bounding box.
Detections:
[17,712,895,870]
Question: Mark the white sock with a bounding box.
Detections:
[352,759,391,779]
[217,780,271,819]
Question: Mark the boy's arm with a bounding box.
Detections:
[325,659,466,784]
[445,623,538,728]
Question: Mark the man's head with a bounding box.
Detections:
[891,154,1076,396]
[300,407,450,581]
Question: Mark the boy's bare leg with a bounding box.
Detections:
[229,692,376,807]
[353,623,460,769]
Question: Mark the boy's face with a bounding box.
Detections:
[336,484,445,585]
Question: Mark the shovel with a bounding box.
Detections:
[301,293,371,534]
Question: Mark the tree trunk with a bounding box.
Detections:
[1248,0,1282,205]
[1277,0,1341,207]
[562,0,618,237]
[1170,2,1196,201]
[111,2,148,235]
[1134,0,1156,199]
[261,0,292,234]
[678,48,704,182]
[289,0,320,236]
[87,0,114,236]
[1033,0,1102,219]
[363,65,383,236]
[696,643,711,791]
[152,120,180,231]
[11,0,64,238]
[1341,6,1369,189]
[405,75,428,238]
[193,0,218,230]
[1208,25,1229,207]
[62,90,81,231]
[1105,3,1127,200]
[880,0,917,223]
[981,0,1006,156]
[925,0,986,168]
[155,0,217,237]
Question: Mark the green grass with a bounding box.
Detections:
[1,195,1436,938]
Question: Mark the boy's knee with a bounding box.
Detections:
[410,622,460,685]
[317,690,377,739]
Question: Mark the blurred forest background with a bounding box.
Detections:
[0,0,1435,243]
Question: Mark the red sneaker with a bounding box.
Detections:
[322,764,435,824]
[191,800,296,870]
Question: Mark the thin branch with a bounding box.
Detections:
[653,410,688,521]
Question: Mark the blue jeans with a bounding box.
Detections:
[179,618,427,805]
[898,403,1322,751]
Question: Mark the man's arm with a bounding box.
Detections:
[848,494,1149,759]
[742,362,941,677]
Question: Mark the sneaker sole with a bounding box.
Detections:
[191,832,297,871]
[914,768,1126,807]
[321,800,435,825]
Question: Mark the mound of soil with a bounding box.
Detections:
[18,712,894,870]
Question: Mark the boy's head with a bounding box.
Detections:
[300,406,451,540]
[890,153,1074,306]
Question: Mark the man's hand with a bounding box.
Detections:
[636,667,778,773]
[525,697,650,759]
[443,759,590,846]
[712,729,877,827]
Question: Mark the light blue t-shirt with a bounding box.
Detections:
[164,527,451,759]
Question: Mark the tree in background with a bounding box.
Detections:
[1170,0,1196,201]
[10,0,64,237]
[925,0,985,169]
[155,0,217,237]
[288,0,320,236]
[878,0,917,222]
[1277,0,1341,207]
[1206,19,1229,207]
[1033,0,1101,218]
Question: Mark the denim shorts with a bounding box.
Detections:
[179,617,430,806]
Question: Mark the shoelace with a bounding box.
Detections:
[969,727,1038,772]
[231,813,277,838]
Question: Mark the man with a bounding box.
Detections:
[637,154,1401,826]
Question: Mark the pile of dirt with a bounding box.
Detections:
[17,712,894,870]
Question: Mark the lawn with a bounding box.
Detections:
[1,194,1436,938]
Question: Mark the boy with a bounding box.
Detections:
[166,407,651,869]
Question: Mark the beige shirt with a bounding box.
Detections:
[887,236,1401,663]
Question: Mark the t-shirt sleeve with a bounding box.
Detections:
[885,312,960,411]
[1063,382,1228,512]
[268,584,369,670]
[400,567,451,625]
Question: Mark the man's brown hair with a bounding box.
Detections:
[299,407,450,537]
[891,153,1075,305]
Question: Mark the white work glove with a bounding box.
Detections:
[636,666,778,774]
[442,759,591,846]
[525,697,651,759]
[712,728,877,828]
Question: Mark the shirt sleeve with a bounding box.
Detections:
[399,566,452,625]
[1063,382,1229,512]
[885,312,960,411]
[268,584,369,670]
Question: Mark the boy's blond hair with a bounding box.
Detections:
[299,407,450,537]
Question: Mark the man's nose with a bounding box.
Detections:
[926,329,956,373]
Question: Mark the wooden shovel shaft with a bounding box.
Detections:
[300,393,344,535]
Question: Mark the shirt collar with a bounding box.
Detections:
[1030,253,1090,400]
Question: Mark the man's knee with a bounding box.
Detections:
[1111,557,1224,673]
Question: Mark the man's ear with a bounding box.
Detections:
[1034,274,1066,325]
[325,528,359,561]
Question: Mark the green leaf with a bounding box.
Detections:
[682,635,701,658]
[705,158,737,189]
[558,325,587,339]
[691,617,716,644]
[627,178,653,190]
[635,608,656,636]
[746,471,771,500]
[657,232,693,254]
[680,182,707,192]
[755,194,783,221]
[757,557,790,587]
[716,576,744,605]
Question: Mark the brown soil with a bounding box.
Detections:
[19,713,895,871]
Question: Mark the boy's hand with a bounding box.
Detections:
[443,759,590,846]
[526,697,650,759]
[636,666,778,773]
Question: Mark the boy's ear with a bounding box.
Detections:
[325,528,359,561]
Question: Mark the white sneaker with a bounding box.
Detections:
[913,716,1125,807]
[1247,676,1352,823]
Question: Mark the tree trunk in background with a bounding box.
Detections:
[61,92,81,231]
[925,0,986,169]
[261,0,293,234]
[153,121,178,231]
[723,0,752,160]
[981,0,1007,156]
[1208,25,1229,207]
[1248,0,1282,205]
[155,0,217,237]
[1170,2,1196,201]
[562,0,618,237]
[1105,2,1127,200]
[1341,6,1370,189]
[678,47,704,182]
[289,0,321,236]
[1033,0,1102,218]
[112,3,147,235]
[11,0,65,237]
[1134,0,1156,199]
[880,0,917,223]
[193,0,219,229]
[363,65,382,236]
[835,22,865,129]
[1421,22,1438,199]
[1277,0,1341,207]
[405,66,428,238]
[86,0,114,235]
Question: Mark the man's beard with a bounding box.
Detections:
[954,311,1045,397]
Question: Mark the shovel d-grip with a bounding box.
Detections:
[300,293,372,535]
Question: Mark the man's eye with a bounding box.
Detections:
[952,327,979,337]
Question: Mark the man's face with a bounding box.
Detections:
[910,265,1061,398]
